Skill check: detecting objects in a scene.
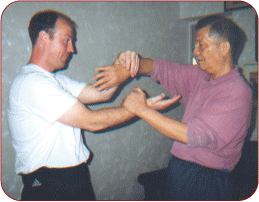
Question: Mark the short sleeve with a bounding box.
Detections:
[54,73,86,98]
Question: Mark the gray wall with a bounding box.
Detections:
[180,1,224,19]
[2,2,186,200]
[1,1,257,200]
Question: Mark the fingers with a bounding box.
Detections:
[93,79,107,90]
[150,93,166,103]
[92,66,113,86]
[95,79,119,91]
[163,95,181,103]
[130,51,136,76]
[116,57,126,67]
[125,51,132,70]
[117,50,139,78]
[94,66,111,72]
[147,94,181,111]
[129,53,138,78]
[128,51,138,77]
[146,94,165,108]
[132,54,139,77]
[126,87,146,102]
[96,82,112,91]
[93,50,140,90]
[93,70,111,90]
[160,95,181,106]
[93,68,111,82]
[92,72,104,81]
[173,94,182,99]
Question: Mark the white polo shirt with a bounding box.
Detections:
[7,64,90,174]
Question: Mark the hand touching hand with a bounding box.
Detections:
[93,50,140,91]
[121,87,148,115]
[114,50,140,78]
[93,64,131,91]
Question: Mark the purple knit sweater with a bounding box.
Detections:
[151,58,252,171]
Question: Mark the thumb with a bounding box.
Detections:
[150,93,165,103]
[133,87,145,94]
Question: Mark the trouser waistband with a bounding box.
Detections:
[171,155,231,174]
[21,162,89,188]
[20,162,96,200]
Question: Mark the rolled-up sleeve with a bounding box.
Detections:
[187,118,217,148]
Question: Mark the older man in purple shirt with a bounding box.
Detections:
[93,15,252,200]
[150,58,252,172]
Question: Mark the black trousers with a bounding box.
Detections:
[21,163,95,200]
[166,155,234,200]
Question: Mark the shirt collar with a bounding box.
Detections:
[23,63,54,77]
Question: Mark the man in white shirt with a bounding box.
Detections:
[7,10,178,200]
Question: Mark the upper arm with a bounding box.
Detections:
[55,73,118,105]
[151,58,204,107]
[187,85,252,148]
[22,75,79,124]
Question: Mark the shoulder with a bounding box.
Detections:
[14,64,54,82]
[211,75,252,110]
[10,68,59,97]
[54,72,75,84]
[225,75,252,98]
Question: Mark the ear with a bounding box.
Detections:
[220,40,231,57]
[37,31,49,46]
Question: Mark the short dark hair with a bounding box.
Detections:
[195,14,247,65]
[28,9,77,47]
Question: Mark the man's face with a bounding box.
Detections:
[46,18,75,72]
[193,26,225,79]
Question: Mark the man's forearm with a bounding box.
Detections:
[58,100,135,132]
[136,106,187,144]
[91,106,135,131]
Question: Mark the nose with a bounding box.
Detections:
[67,41,74,54]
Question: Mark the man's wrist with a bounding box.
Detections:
[135,105,151,118]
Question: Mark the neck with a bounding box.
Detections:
[28,47,53,72]
[210,53,234,80]
[210,62,234,81]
